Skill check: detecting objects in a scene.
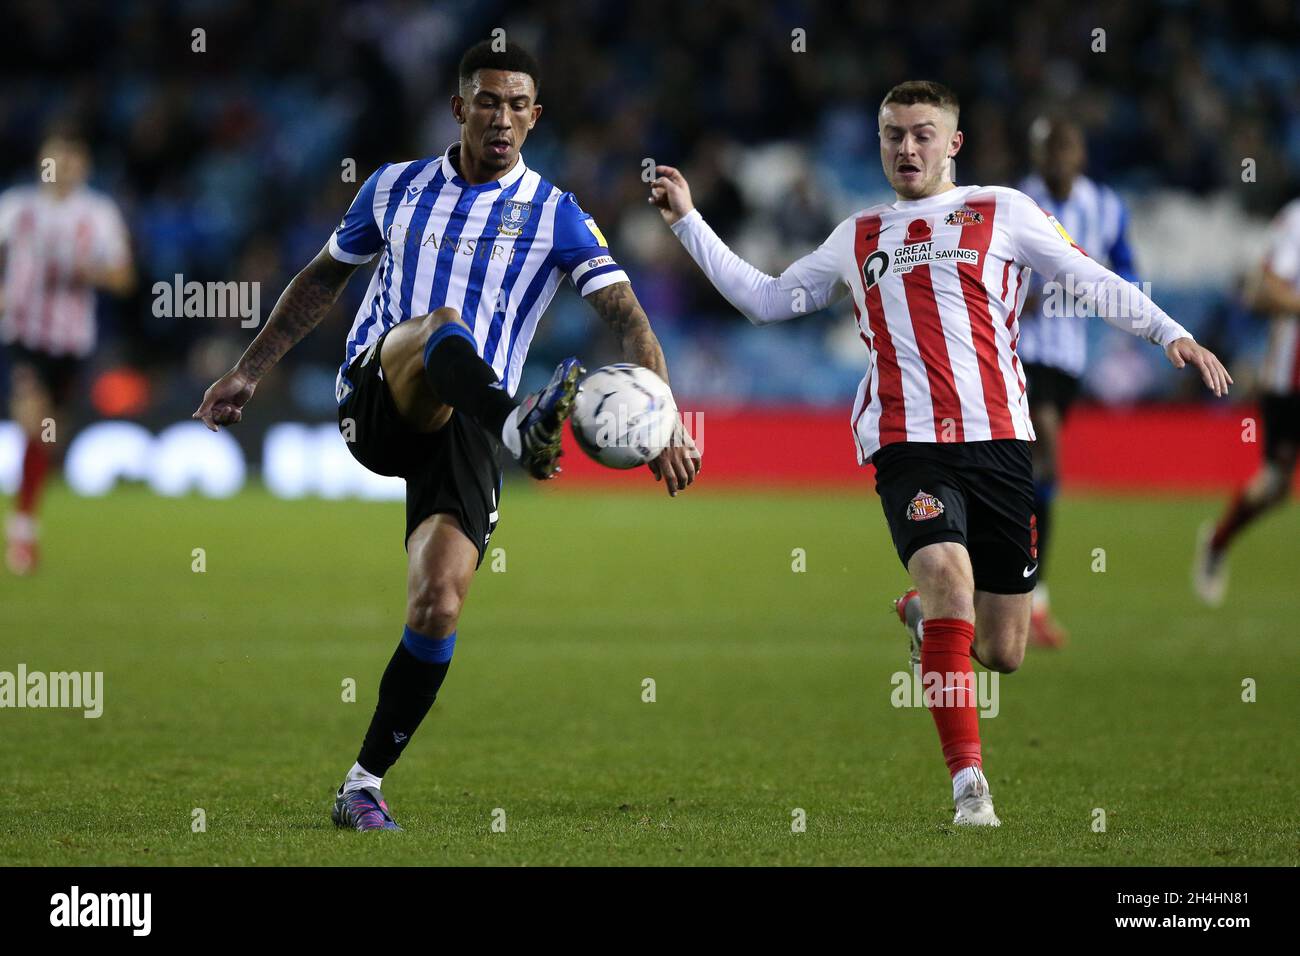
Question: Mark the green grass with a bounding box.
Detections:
[2,481,1297,866]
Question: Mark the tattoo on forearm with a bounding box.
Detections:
[590,281,667,380]
[239,255,354,379]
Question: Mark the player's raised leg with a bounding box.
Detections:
[1194,456,1294,606]
[333,512,477,831]
[904,541,1001,827]
[971,591,1032,674]
[895,587,1030,673]
[379,306,583,479]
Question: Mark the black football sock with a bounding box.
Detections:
[356,627,455,777]
[423,322,517,436]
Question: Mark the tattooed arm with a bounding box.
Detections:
[586,280,701,496]
[194,246,359,430]
[586,280,669,380]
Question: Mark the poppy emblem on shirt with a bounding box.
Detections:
[906,489,945,521]
[945,207,984,227]
[499,200,533,237]
[906,219,932,243]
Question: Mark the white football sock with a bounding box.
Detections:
[1033,581,1050,611]
[501,406,523,459]
[952,765,984,801]
[340,762,383,795]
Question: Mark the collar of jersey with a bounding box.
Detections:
[890,184,974,211]
[441,143,528,191]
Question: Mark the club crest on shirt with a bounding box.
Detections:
[945,206,984,227]
[499,200,533,237]
[906,489,945,521]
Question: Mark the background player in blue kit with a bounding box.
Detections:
[1016,117,1139,648]
[194,40,700,831]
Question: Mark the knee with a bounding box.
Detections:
[417,307,467,335]
[980,644,1024,674]
[911,552,975,620]
[407,581,464,637]
[975,615,1027,673]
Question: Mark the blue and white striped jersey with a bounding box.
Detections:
[330,144,628,402]
[1015,174,1136,377]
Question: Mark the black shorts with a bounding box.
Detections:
[1023,362,1081,418]
[1261,392,1300,463]
[337,331,502,566]
[872,439,1038,594]
[7,343,83,407]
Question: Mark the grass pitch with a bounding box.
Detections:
[2,481,1297,866]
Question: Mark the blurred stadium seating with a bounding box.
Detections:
[2,0,1298,490]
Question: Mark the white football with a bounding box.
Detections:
[570,364,678,469]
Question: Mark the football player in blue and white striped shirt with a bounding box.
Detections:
[195,40,700,831]
[1016,117,1138,648]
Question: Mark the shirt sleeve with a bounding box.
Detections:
[551,193,629,297]
[669,210,850,325]
[1005,188,1191,348]
[1264,203,1300,282]
[328,165,388,264]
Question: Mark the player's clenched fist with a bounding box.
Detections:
[648,165,695,226]
[194,367,257,431]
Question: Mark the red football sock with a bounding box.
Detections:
[16,438,51,515]
[920,617,981,775]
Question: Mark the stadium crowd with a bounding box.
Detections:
[2,0,1298,419]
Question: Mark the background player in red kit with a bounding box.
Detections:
[1194,195,1300,605]
[651,81,1231,826]
[0,128,135,574]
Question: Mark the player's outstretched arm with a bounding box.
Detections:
[1011,192,1232,397]
[194,246,358,430]
[649,165,845,325]
[587,279,701,496]
[1060,255,1232,397]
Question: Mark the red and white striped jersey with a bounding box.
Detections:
[1261,197,1300,395]
[0,184,131,358]
[789,186,1116,461]
[671,184,1190,464]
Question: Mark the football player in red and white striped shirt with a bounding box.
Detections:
[1194,196,1300,605]
[651,80,1230,826]
[0,129,134,574]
